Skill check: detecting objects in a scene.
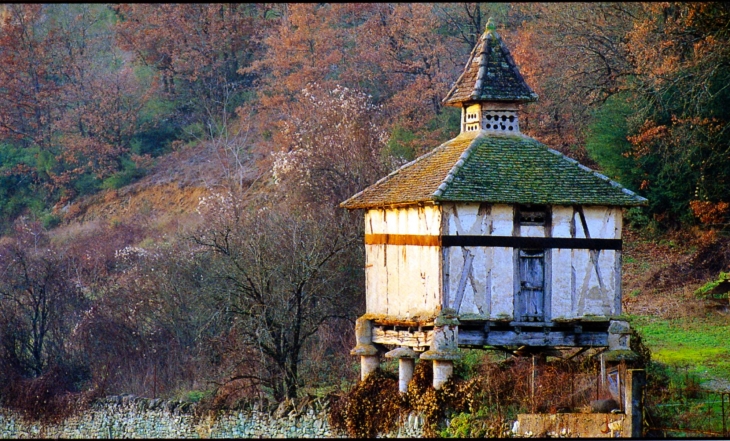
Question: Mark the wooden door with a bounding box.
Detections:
[517,250,545,322]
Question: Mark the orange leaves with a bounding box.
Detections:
[248,3,344,101]
[689,200,730,225]
[115,3,267,129]
[252,3,467,156]
[0,4,160,200]
[671,115,725,136]
[693,34,719,58]
[627,120,668,158]
[628,3,730,88]
[0,4,60,148]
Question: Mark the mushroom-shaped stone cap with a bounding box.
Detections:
[385,347,418,359]
[350,344,379,356]
[419,349,462,361]
[608,320,631,334]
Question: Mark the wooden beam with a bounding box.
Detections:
[459,329,608,347]
[442,236,622,250]
[365,234,441,246]
[453,252,474,312]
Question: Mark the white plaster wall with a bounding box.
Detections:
[490,205,515,319]
[552,207,574,238]
[550,206,574,318]
[575,206,622,240]
[491,205,515,236]
[551,248,573,318]
[521,225,545,238]
[364,206,442,317]
[444,202,487,235]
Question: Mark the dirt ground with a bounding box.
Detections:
[621,228,730,319]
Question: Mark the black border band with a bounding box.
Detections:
[364,234,622,250]
[442,236,621,250]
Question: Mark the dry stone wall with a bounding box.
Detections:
[0,395,425,438]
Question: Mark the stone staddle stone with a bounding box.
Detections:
[351,317,379,380]
[385,347,418,393]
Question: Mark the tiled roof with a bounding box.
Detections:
[443,19,537,106]
[341,132,478,209]
[340,131,647,209]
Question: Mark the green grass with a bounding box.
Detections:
[628,314,730,382]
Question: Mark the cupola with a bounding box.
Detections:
[442,18,537,135]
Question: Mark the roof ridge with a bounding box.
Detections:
[545,148,648,203]
[433,132,484,198]
[471,34,489,100]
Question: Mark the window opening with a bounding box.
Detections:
[518,205,547,226]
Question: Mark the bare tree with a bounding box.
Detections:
[193,193,363,400]
[0,219,87,381]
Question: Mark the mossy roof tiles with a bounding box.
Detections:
[340,131,647,209]
[443,20,537,106]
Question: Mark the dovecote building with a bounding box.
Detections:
[340,19,647,390]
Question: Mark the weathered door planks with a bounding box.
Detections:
[517,249,545,322]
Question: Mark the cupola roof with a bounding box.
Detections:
[443,18,538,106]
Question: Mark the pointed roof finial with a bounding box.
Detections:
[442,17,538,106]
[485,17,496,33]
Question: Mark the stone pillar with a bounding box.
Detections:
[624,369,645,438]
[350,317,379,381]
[420,309,461,389]
[385,347,417,394]
[432,360,454,389]
[360,354,380,381]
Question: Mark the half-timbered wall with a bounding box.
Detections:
[441,203,623,322]
[364,206,442,317]
[550,206,622,320]
[442,203,515,319]
[364,203,622,322]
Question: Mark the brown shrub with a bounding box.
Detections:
[329,353,607,437]
[1,365,100,422]
[329,368,401,438]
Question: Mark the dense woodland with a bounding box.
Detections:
[0,3,728,417]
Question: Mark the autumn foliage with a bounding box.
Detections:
[0,2,729,420]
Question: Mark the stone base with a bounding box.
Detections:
[516,413,629,438]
